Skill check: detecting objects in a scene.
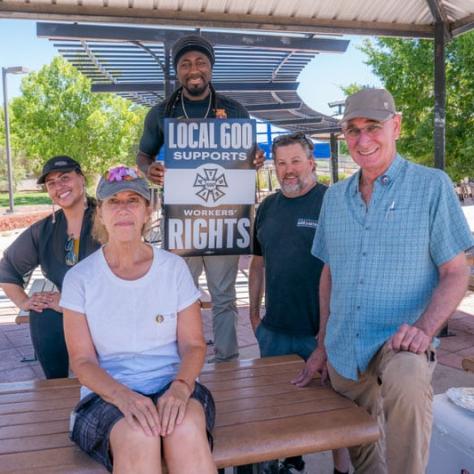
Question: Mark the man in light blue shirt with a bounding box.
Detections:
[292,88,474,474]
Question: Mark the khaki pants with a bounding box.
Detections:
[328,344,436,474]
[185,255,239,362]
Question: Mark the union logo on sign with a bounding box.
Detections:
[193,168,228,203]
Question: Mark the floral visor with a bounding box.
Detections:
[96,165,150,202]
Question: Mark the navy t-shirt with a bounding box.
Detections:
[253,183,327,336]
[139,92,249,157]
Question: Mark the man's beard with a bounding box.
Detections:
[280,173,316,197]
[183,82,209,97]
[280,180,303,196]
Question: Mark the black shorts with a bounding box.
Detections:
[70,381,215,472]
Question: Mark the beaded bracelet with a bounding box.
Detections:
[173,378,193,394]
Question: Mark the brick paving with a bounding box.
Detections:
[437,290,474,370]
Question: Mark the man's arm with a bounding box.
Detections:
[136,150,153,175]
[389,251,470,353]
[316,263,331,346]
[136,151,165,186]
[248,255,265,333]
[136,104,167,185]
[292,263,331,386]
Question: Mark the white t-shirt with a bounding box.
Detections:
[60,246,201,398]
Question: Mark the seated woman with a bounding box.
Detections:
[60,165,216,474]
[0,156,99,378]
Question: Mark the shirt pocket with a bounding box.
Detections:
[377,206,430,268]
[382,205,428,239]
[383,207,410,221]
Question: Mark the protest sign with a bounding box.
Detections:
[163,118,256,256]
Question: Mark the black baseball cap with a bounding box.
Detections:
[37,156,82,184]
[172,35,215,70]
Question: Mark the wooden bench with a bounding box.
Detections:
[15,278,57,325]
[0,355,379,472]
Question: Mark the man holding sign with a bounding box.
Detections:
[137,35,263,362]
[163,118,256,256]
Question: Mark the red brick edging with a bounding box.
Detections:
[0,211,52,232]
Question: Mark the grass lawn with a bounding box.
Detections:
[0,192,50,207]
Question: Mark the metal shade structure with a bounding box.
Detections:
[1,1,473,39]
[37,22,346,133]
[2,0,471,170]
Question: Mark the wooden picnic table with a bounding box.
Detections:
[0,355,379,473]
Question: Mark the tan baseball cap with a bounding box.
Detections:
[341,88,397,124]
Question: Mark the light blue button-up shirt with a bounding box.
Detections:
[312,155,474,380]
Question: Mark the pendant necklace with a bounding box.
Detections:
[181,90,212,119]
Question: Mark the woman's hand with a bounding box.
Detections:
[21,291,52,313]
[157,380,192,436]
[114,388,160,437]
[45,291,61,312]
[21,291,62,313]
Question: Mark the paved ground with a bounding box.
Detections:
[0,201,473,473]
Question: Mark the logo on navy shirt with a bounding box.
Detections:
[297,218,318,229]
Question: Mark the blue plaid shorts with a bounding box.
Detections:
[70,381,215,472]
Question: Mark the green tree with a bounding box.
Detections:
[341,83,372,97]
[0,108,27,189]
[359,34,474,180]
[0,107,4,145]
[10,56,147,178]
[0,147,27,190]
